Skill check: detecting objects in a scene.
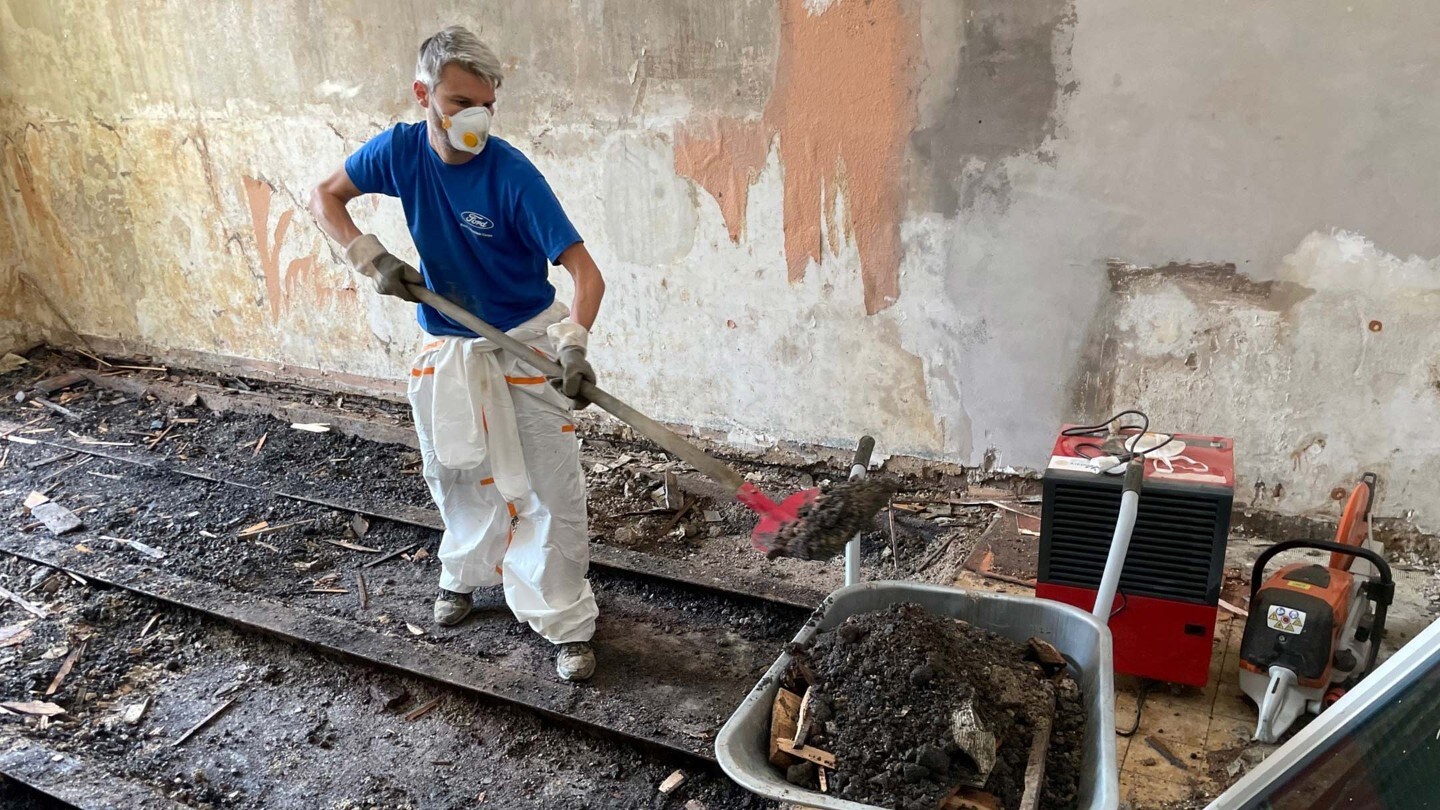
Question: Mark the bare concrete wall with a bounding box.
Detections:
[3,1,1439,531]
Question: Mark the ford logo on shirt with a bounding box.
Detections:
[461,211,494,235]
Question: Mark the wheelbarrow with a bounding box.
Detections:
[714,581,1120,809]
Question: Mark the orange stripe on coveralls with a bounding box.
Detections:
[410,367,436,377]
[504,375,548,385]
[561,424,576,433]
[421,340,444,351]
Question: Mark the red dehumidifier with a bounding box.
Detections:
[1036,427,1235,687]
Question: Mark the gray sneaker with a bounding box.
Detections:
[433,589,472,626]
[556,642,596,682]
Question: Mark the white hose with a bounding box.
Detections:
[1093,477,1141,620]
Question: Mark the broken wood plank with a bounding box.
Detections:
[792,687,816,748]
[25,451,76,470]
[768,688,802,768]
[45,640,86,696]
[0,622,34,647]
[2,701,65,716]
[252,431,268,456]
[363,542,421,569]
[33,398,81,422]
[34,371,88,395]
[321,538,381,554]
[356,572,369,609]
[0,584,49,618]
[308,588,350,595]
[1018,688,1057,810]
[776,738,836,769]
[173,699,236,747]
[404,697,443,721]
[31,501,83,535]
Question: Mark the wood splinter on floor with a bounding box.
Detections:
[173,699,236,747]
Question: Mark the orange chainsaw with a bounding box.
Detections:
[1238,473,1395,743]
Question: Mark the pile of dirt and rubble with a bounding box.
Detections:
[772,603,1086,810]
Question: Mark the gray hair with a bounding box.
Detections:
[416,26,504,91]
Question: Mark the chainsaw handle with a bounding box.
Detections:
[1249,538,1394,607]
[407,284,748,494]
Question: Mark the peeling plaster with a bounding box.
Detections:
[674,0,918,315]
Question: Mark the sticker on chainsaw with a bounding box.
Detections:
[1267,606,1307,635]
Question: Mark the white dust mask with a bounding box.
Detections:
[441,106,491,154]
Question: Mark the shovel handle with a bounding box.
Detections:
[407,284,747,494]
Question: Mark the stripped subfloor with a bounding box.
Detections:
[0,351,1012,808]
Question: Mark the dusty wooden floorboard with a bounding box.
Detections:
[2,421,829,611]
[0,736,186,810]
[0,532,724,765]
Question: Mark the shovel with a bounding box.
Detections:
[406,284,890,560]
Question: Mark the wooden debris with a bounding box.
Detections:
[768,688,802,768]
[34,371,86,394]
[309,588,350,595]
[238,519,314,537]
[33,398,81,422]
[31,501,83,535]
[1026,637,1068,677]
[941,789,1002,810]
[139,613,161,639]
[25,451,75,470]
[23,491,50,510]
[1144,734,1189,771]
[405,622,426,636]
[818,767,829,793]
[322,538,381,554]
[0,622,34,648]
[252,431,268,456]
[663,471,682,510]
[363,542,421,569]
[658,770,686,794]
[45,641,86,696]
[776,738,836,769]
[405,697,443,721]
[290,423,331,433]
[112,538,166,559]
[1018,687,1057,810]
[1,701,66,717]
[0,585,48,618]
[356,573,369,609]
[122,696,150,726]
[1219,598,1249,618]
[173,699,236,747]
[146,422,178,450]
[349,514,370,539]
[793,687,816,747]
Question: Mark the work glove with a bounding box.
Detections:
[345,234,424,303]
[547,321,595,410]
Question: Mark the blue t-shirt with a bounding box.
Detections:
[344,123,582,335]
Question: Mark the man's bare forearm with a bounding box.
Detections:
[559,243,605,330]
[308,168,366,249]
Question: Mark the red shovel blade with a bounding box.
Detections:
[736,481,820,554]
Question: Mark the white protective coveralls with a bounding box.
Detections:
[407,300,598,644]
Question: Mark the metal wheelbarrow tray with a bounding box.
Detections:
[715,581,1119,810]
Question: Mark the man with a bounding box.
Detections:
[309,26,604,681]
